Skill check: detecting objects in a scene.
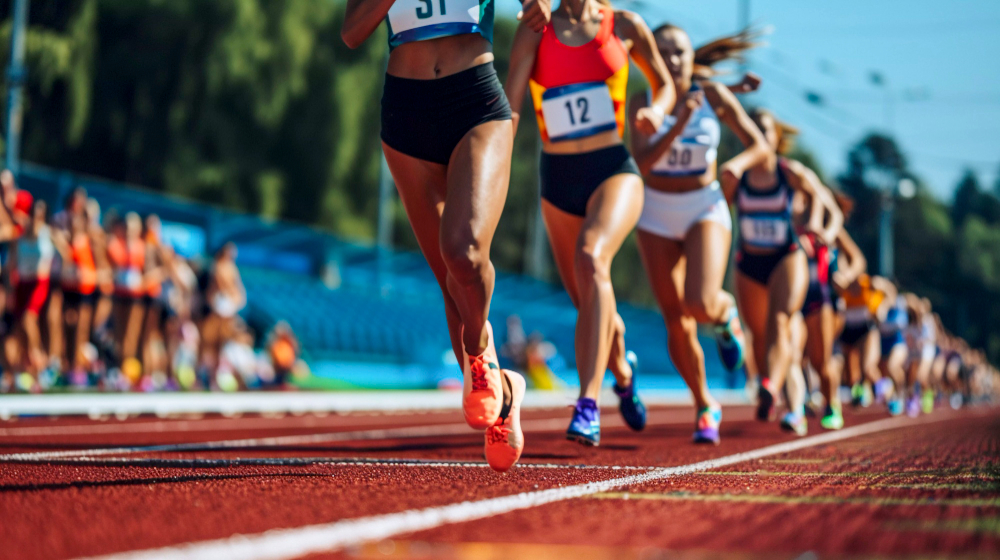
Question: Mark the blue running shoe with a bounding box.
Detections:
[613,351,647,432]
[780,411,808,436]
[714,306,746,373]
[693,406,722,445]
[566,398,601,446]
[887,397,904,416]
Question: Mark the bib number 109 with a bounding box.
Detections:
[416,0,447,18]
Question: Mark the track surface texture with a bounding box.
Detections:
[1,403,997,560]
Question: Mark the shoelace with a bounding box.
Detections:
[697,410,718,430]
[486,425,509,445]
[469,357,489,391]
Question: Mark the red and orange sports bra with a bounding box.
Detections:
[529,8,630,143]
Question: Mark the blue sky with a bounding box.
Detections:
[499,0,1000,200]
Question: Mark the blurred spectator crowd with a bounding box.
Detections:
[0,171,302,394]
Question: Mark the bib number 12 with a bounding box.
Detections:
[564,97,591,127]
[416,0,447,19]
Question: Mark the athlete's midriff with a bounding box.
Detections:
[644,165,717,193]
[386,34,493,80]
[541,129,622,155]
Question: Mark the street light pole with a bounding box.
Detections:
[5,0,29,177]
[879,187,895,279]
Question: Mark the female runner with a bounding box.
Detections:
[505,0,675,445]
[788,190,865,430]
[878,287,910,415]
[342,0,552,471]
[905,295,937,414]
[629,25,767,444]
[837,272,896,408]
[61,213,99,385]
[10,200,68,386]
[736,108,841,427]
[784,195,846,434]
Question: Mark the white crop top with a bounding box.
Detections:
[648,88,721,177]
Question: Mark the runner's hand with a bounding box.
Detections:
[719,162,740,193]
[677,90,704,124]
[634,106,664,136]
[731,72,762,94]
[517,0,551,33]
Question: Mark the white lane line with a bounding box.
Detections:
[12,456,655,470]
[73,414,951,560]
[0,409,705,462]
[0,414,457,438]
[0,407,736,439]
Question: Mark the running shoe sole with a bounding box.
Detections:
[484,369,526,472]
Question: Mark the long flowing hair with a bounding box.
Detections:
[654,25,765,79]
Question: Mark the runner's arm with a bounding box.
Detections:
[342,0,397,49]
[503,22,543,138]
[618,10,675,136]
[703,81,773,202]
[871,276,898,321]
[784,160,843,245]
[629,90,700,176]
[832,228,866,291]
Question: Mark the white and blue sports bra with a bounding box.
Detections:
[648,85,721,177]
[386,0,495,49]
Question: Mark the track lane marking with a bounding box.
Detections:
[10,456,656,470]
[589,491,1000,508]
[0,406,755,438]
[0,409,725,462]
[73,413,954,560]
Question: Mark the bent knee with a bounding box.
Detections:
[440,233,488,283]
[573,247,611,286]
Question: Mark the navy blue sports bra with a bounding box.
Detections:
[736,160,797,252]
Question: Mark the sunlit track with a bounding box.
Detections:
[70,414,955,560]
[0,406,747,439]
[1,455,658,470]
[0,408,750,462]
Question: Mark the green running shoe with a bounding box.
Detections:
[821,403,844,430]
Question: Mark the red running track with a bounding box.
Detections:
[0,403,997,560]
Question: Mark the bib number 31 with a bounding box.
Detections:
[416,0,447,18]
[387,0,481,46]
[541,82,617,142]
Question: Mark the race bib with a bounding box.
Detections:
[116,270,142,291]
[651,116,719,176]
[652,142,716,176]
[387,0,481,46]
[739,216,788,248]
[541,82,617,142]
[843,306,872,326]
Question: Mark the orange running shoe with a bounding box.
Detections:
[485,368,525,473]
[462,321,503,429]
